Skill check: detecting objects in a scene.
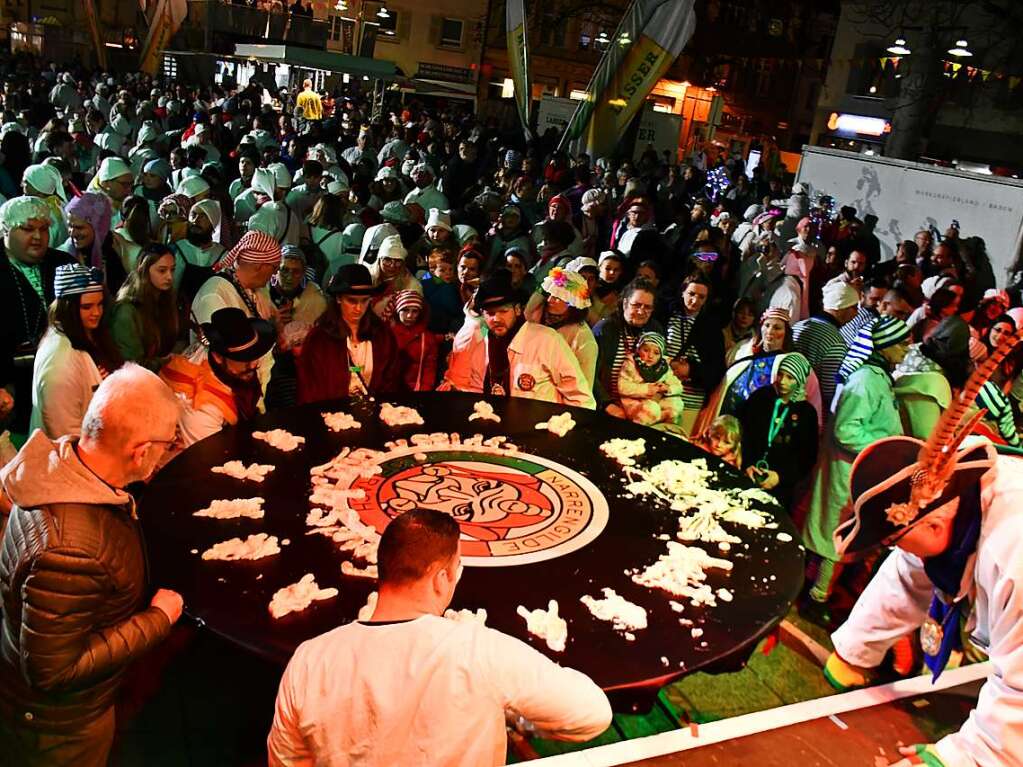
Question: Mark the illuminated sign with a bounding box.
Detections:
[827,112,891,137]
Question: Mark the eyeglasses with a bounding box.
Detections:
[148,425,183,450]
[625,302,654,313]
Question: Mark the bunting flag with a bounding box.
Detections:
[505,0,533,140]
[137,0,187,75]
[559,0,696,158]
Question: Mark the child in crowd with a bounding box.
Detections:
[421,248,462,334]
[617,332,684,427]
[390,290,439,391]
[414,208,456,273]
[700,415,742,469]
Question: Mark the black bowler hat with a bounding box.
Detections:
[201,307,276,362]
[327,263,383,296]
[473,268,528,313]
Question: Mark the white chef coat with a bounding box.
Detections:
[404,183,449,213]
[267,615,611,767]
[832,454,1023,767]
[442,319,596,409]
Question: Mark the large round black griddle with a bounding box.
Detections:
[139,392,804,710]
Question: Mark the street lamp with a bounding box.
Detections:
[886,37,911,56]
[376,3,390,19]
[947,39,973,57]
[334,0,347,9]
[596,30,609,45]
[618,31,631,46]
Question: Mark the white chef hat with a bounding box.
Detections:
[922,274,954,300]
[94,132,125,155]
[426,208,452,232]
[268,162,292,189]
[136,121,159,145]
[98,156,133,182]
[822,281,860,311]
[251,167,277,199]
[176,174,210,200]
[23,163,65,201]
[109,112,132,137]
[326,179,349,195]
[189,198,222,243]
[378,234,407,261]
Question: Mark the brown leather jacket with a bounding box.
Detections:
[0,500,170,731]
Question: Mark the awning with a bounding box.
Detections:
[233,44,399,81]
[403,77,477,101]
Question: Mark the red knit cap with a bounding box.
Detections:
[394,289,424,315]
[760,307,791,326]
[215,230,282,272]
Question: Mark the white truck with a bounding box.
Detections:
[795,146,1023,285]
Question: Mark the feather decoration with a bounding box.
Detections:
[911,327,1023,506]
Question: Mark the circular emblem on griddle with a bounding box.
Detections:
[347,449,608,567]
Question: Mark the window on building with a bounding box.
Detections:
[578,21,596,50]
[162,55,178,81]
[328,14,344,42]
[539,12,565,48]
[846,42,882,96]
[377,9,398,38]
[440,18,463,47]
[329,16,356,53]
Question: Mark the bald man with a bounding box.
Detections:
[0,364,184,766]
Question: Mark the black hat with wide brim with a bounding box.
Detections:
[833,436,997,561]
[327,263,384,296]
[472,269,528,313]
[201,307,276,362]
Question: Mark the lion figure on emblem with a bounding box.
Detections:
[385,465,553,541]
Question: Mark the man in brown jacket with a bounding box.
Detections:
[0,364,185,765]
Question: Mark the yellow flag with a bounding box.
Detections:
[578,1,696,158]
[505,0,532,139]
[138,0,187,76]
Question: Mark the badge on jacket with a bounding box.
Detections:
[517,373,536,392]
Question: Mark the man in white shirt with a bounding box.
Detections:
[284,159,324,221]
[268,509,612,767]
[441,270,597,409]
[404,163,449,212]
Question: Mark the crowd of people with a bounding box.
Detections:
[0,54,1022,766]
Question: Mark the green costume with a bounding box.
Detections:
[804,364,903,561]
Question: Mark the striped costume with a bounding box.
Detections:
[839,304,877,348]
[665,312,706,414]
[792,314,848,410]
[976,380,1021,447]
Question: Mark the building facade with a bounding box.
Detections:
[810,0,1023,170]
[479,0,839,165]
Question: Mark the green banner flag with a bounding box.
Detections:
[560,0,696,159]
[506,0,534,139]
